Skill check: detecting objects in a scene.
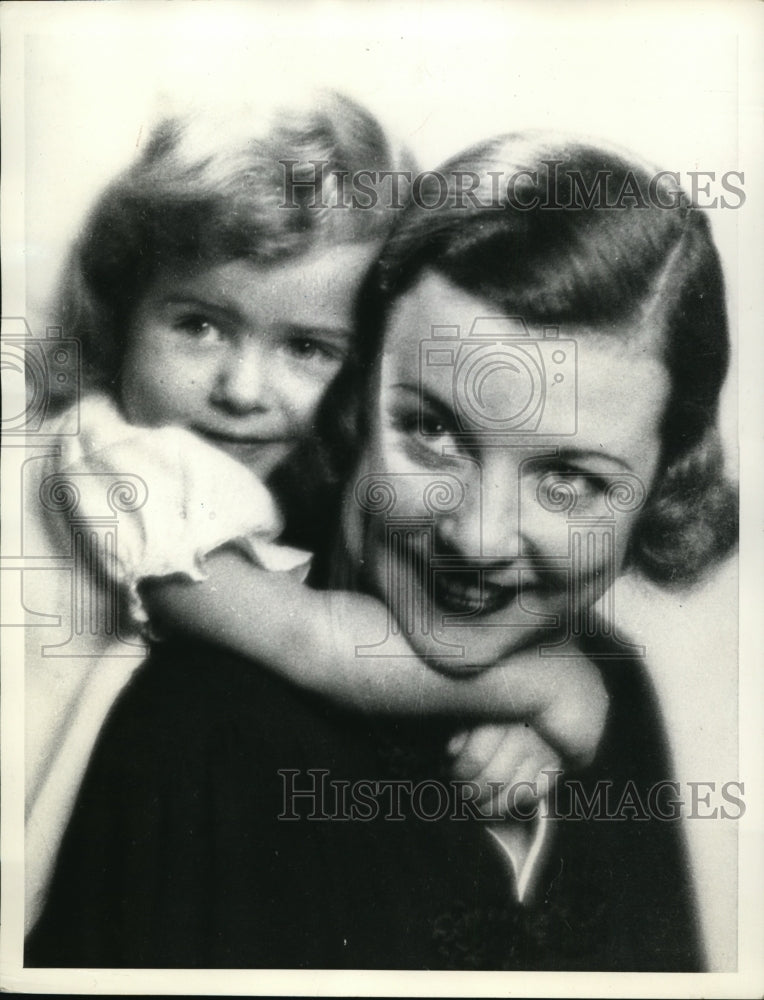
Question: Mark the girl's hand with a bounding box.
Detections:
[446,655,610,817]
[447,722,561,817]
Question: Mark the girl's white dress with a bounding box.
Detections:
[24,394,309,931]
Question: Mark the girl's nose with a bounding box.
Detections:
[214,343,270,414]
[436,457,524,560]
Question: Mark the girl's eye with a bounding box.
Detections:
[287,338,320,360]
[173,314,224,343]
[285,337,344,365]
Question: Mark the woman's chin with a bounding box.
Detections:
[413,622,545,675]
[423,656,493,678]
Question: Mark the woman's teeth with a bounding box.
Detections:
[432,574,521,615]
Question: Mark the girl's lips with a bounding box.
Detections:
[194,429,289,457]
[194,427,285,446]
[192,429,292,472]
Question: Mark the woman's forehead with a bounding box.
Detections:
[382,269,665,355]
[380,270,670,462]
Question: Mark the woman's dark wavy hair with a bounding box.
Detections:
[317,131,737,588]
[50,91,405,409]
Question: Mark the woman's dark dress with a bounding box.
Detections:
[26,635,703,970]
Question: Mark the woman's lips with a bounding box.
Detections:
[385,532,544,618]
[432,572,525,616]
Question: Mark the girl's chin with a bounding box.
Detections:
[213,439,291,476]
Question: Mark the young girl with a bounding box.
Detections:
[25,99,608,933]
[27,129,737,971]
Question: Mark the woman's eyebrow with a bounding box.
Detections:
[554,447,633,473]
[390,386,634,471]
[389,382,459,424]
[391,382,449,409]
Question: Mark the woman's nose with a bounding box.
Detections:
[436,458,524,560]
[214,343,270,414]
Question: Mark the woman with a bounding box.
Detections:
[26,131,736,971]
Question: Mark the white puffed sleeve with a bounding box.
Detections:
[45,395,311,626]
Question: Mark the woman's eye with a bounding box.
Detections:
[566,471,608,498]
[390,408,448,440]
[388,406,462,463]
[535,465,609,509]
[173,314,224,343]
[419,413,452,437]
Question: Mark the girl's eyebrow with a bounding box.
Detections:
[161,297,352,340]
[162,295,242,323]
[281,322,353,344]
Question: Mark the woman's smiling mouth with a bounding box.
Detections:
[432,572,523,617]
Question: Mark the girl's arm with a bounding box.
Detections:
[143,548,607,767]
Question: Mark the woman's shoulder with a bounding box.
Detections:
[72,641,265,793]
[576,630,676,785]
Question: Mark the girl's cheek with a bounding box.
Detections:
[280,366,337,422]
